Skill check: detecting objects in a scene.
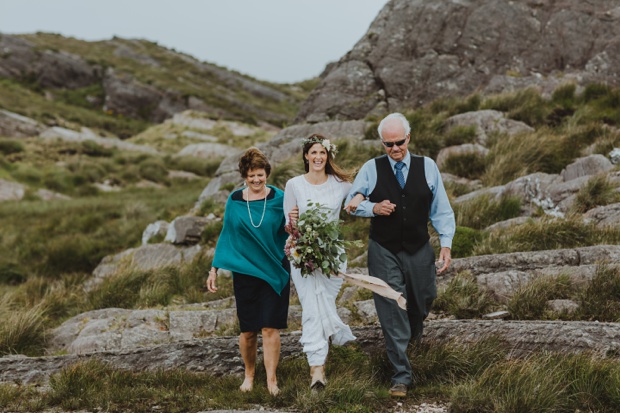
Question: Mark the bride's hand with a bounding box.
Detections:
[344,193,365,214]
[288,206,299,222]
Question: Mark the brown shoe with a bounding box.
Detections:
[389,383,407,397]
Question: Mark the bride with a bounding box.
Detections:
[283,134,364,389]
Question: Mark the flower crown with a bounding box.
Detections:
[301,135,338,158]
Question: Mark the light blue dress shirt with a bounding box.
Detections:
[345,151,456,249]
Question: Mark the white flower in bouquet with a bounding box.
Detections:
[284,202,361,277]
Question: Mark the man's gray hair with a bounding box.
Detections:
[377,112,411,140]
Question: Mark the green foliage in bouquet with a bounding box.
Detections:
[285,202,362,277]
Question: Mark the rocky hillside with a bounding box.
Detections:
[297,0,620,122]
[0,32,310,138]
[2,1,620,411]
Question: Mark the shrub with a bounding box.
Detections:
[42,170,73,193]
[583,83,611,102]
[12,163,43,185]
[451,352,620,413]
[444,180,476,198]
[267,160,303,190]
[410,338,507,385]
[340,215,370,264]
[0,264,25,285]
[363,120,380,140]
[507,274,574,320]
[87,255,222,310]
[197,197,225,217]
[0,139,25,155]
[482,129,585,185]
[0,181,203,279]
[454,94,482,114]
[580,88,620,126]
[572,174,619,213]
[44,234,107,276]
[66,160,108,184]
[0,302,46,356]
[442,152,487,180]
[200,221,223,247]
[331,138,383,172]
[80,140,115,157]
[482,87,549,127]
[138,158,169,184]
[551,83,577,109]
[451,226,483,258]
[434,272,495,319]
[444,125,477,147]
[54,84,105,110]
[454,194,521,230]
[8,274,87,324]
[165,155,221,177]
[577,265,620,322]
[473,216,620,255]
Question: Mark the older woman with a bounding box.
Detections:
[207,147,290,396]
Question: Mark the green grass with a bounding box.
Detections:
[572,174,620,213]
[5,338,620,412]
[450,351,620,413]
[0,79,150,139]
[86,254,226,310]
[0,300,46,356]
[454,194,522,230]
[434,272,495,318]
[577,264,620,322]
[0,180,206,278]
[473,216,620,255]
[442,152,487,180]
[507,274,575,320]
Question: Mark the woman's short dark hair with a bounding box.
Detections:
[239,147,271,178]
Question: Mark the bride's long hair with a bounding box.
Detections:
[302,134,353,182]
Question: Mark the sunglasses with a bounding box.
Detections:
[381,138,407,148]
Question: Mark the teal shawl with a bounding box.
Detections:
[213,185,289,295]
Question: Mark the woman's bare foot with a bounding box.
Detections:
[267,380,280,396]
[239,376,254,392]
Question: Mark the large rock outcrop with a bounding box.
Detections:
[4,321,620,385]
[297,0,620,122]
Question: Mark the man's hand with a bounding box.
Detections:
[372,200,397,216]
[436,247,452,274]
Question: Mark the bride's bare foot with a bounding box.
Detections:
[239,376,254,392]
[267,380,280,396]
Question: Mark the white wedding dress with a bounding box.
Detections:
[284,174,356,366]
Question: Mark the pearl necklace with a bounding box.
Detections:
[246,185,267,228]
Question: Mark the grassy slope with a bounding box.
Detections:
[0,33,313,138]
[1,83,620,411]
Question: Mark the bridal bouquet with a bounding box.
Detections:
[285,202,361,277]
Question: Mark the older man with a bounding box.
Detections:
[345,112,455,397]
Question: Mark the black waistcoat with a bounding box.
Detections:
[369,154,433,255]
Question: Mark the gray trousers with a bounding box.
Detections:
[368,239,437,386]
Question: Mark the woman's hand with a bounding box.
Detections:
[206,268,218,292]
[344,193,365,214]
[288,206,299,223]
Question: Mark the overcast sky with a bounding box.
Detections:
[0,0,387,83]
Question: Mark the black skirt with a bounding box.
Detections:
[233,258,290,332]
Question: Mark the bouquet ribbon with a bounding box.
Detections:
[335,272,407,311]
